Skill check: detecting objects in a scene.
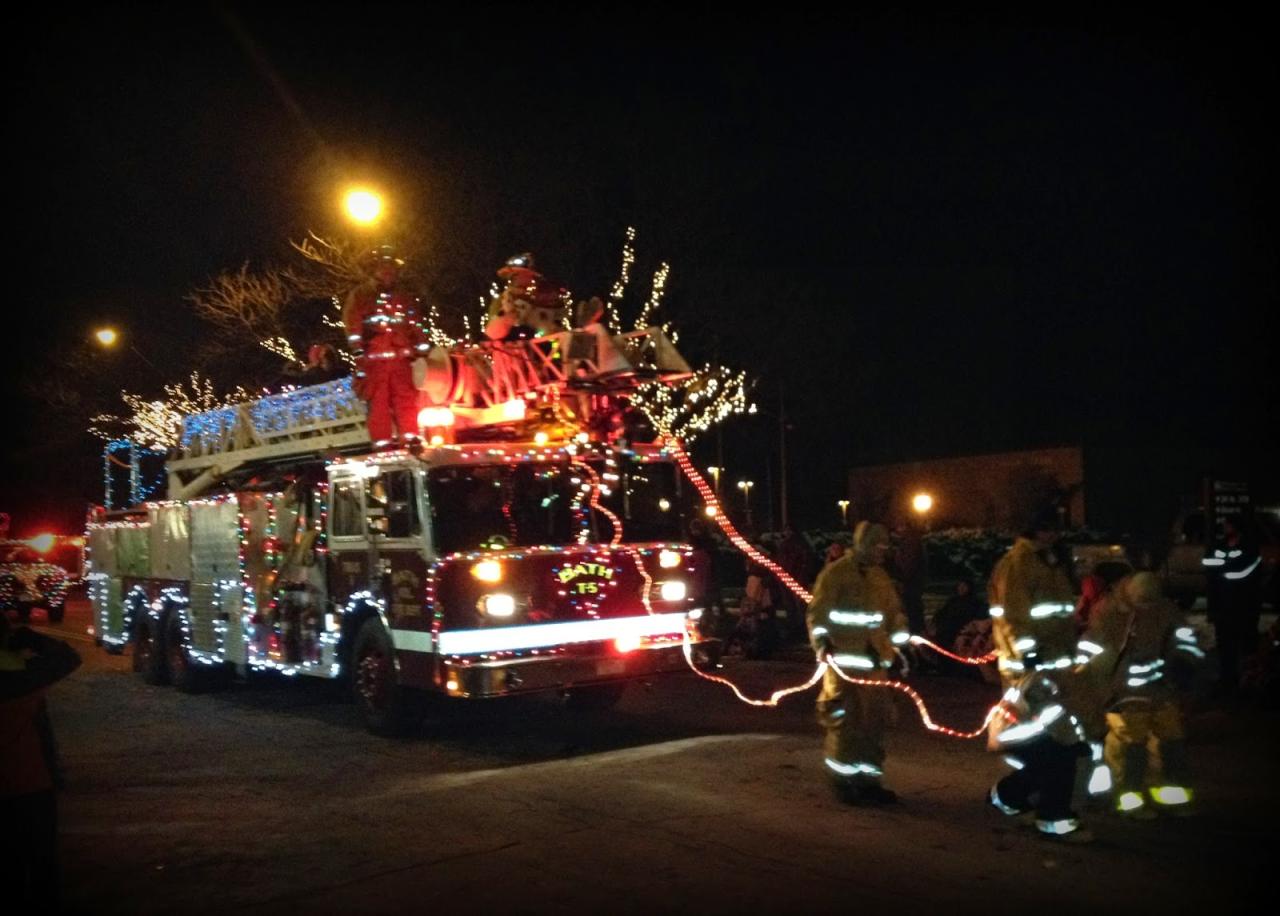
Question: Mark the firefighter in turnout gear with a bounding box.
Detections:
[1085,572,1202,817]
[986,506,1094,842]
[343,245,429,449]
[806,521,910,805]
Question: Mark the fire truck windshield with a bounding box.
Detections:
[427,460,686,554]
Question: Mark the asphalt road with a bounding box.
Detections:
[24,599,1280,915]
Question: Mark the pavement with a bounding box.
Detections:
[18,600,1280,914]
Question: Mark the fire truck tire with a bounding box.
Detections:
[15,602,33,623]
[46,602,66,624]
[353,617,414,736]
[133,617,169,686]
[165,613,205,693]
[564,682,627,711]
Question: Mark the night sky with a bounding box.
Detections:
[6,6,1276,536]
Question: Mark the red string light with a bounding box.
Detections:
[663,436,1003,735]
[908,635,1000,665]
[666,440,812,602]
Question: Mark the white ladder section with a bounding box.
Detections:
[167,378,369,499]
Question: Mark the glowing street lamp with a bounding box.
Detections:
[707,466,722,496]
[837,499,850,526]
[343,187,384,227]
[737,479,755,527]
[92,325,158,371]
[912,492,935,531]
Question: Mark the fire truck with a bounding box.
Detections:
[86,327,720,733]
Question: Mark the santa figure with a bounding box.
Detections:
[343,245,429,450]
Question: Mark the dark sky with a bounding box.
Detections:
[5,6,1276,535]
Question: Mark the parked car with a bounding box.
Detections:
[1162,508,1280,610]
[0,542,72,622]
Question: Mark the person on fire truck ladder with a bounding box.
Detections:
[343,245,429,450]
[806,521,910,806]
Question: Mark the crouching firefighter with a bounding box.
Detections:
[986,506,1094,842]
[1085,571,1202,818]
[806,521,910,806]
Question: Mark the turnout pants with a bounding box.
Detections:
[1104,699,1188,793]
[816,669,891,783]
[362,358,420,446]
[994,737,1081,822]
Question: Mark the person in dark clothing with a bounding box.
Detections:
[932,578,988,656]
[1,614,82,910]
[892,520,927,635]
[1204,516,1263,697]
[776,524,815,641]
[687,516,728,638]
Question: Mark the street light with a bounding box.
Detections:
[912,491,934,532]
[737,479,755,527]
[707,466,722,496]
[343,187,384,227]
[837,499,850,526]
[92,325,159,372]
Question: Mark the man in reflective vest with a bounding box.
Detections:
[1084,572,1202,817]
[986,505,1094,842]
[1203,516,1263,697]
[807,521,910,805]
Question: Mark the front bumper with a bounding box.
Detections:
[440,638,721,698]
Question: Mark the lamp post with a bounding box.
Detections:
[737,479,755,528]
[707,466,722,497]
[838,499,850,526]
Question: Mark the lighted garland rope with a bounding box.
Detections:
[663,437,1001,731]
[826,657,1007,739]
[572,456,656,614]
[908,635,999,666]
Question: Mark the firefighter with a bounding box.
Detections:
[343,246,429,450]
[1203,516,1263,697]
[986,505,1094,842]
[1086,571,1202,817]
[806,521,910,805]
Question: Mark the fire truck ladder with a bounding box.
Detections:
[454,326,693,408]
[165,327,692,499]
[166,378,369,500]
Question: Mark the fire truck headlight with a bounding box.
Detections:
[471,560,503,583]
[658,549,682,569]
[658,581,687,602]
[479,593,516,618]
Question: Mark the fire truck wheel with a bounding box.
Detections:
[15,602,33,623]
[132,617,169,686]
[564,682,628,711]
[353,617,413,736]
[46,602,66,624]
[165,613,204,693]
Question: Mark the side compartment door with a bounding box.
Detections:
[190,500,244,665]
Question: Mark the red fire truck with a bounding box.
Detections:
[86,328,719,733]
